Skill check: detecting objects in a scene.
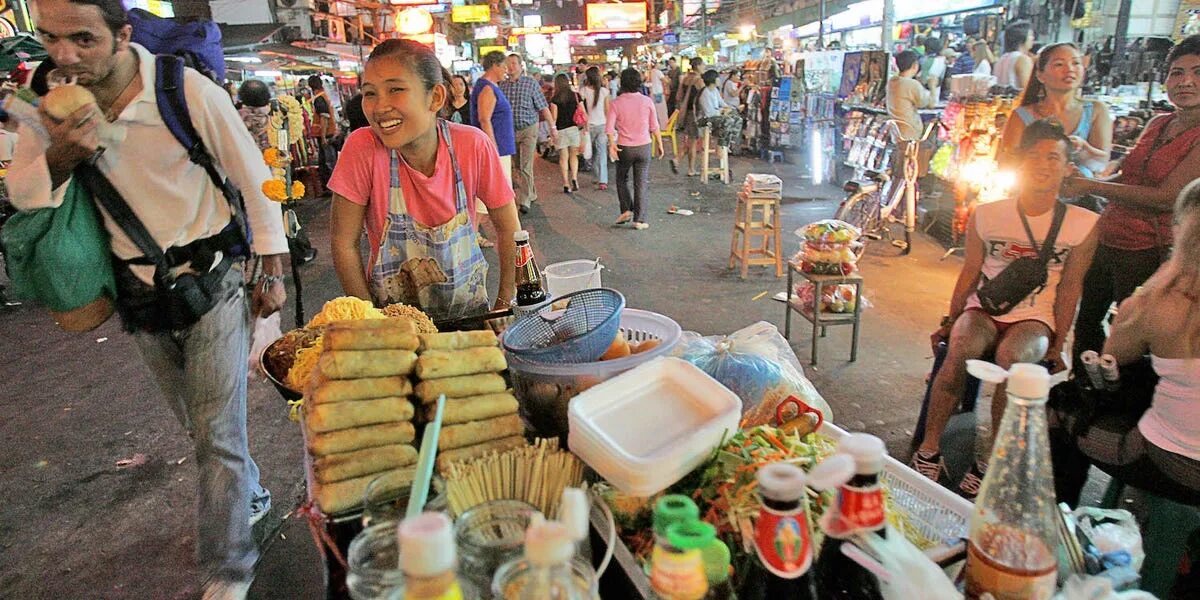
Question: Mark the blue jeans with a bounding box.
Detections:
[132,266,268,584]
[589,124,608,184]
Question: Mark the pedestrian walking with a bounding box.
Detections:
[308,74,339,184]
[328,39,521,320]
[645,59,669,128]
[666,57,681,119]
[580,66,611,190]
[549,74,583,193]
[446,74,471,125]
[676,57,706,176]
[500,53,557,214]
[469,52,516,182]
[8,1,289,596]
[606,68,664,231]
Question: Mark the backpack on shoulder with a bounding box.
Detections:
[129,8,226,83]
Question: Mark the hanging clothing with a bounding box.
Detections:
[369,120,490,322]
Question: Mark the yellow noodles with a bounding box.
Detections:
[306,297,386,329]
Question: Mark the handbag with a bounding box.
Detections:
[572,94,589,128]
[975,202,1066,316]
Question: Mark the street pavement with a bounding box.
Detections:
[0,147,1108,598]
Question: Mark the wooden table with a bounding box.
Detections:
[783,264,864,366]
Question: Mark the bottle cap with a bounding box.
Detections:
[839,433,886,475]
[398,512,456,577]
[666,519,716,551]
[756,462,807,501]
[524,521,576,566]
[559,488,589,543]
[514,230,530,242]
[653,495,699,537]
[700,538,732,584]
[1007,363,1050,400]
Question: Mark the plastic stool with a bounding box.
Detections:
[729,193,783,278]
[763,150,784,164]
[1100,480,1200,597]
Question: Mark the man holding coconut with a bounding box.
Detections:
[8,1,289,597]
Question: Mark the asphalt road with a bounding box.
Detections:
[0,147,1107,598]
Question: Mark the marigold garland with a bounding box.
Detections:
[262,147,287,169]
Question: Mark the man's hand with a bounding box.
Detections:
[42,104,101,181]
[1060,174,1089,198]
[252,254,289,317]
[492,296,512,312]
[930,324,952,354]
[1043,343,1067,374]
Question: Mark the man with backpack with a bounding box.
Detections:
[10,1,288,597]
[909,120,1099,500]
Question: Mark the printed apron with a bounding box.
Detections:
[369,120,490,322]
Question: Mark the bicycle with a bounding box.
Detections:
[835,118,939,256]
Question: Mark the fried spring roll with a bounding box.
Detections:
[325,328,419,352]
[313,444,419,484]
[436,436,527,473]
[424,393,519,425]
[318,349,417,379]
[415,347,506,380]
[305,397,414,433]
[332,318,418,331]
[417,330,498,352]
[313,466,416,515]
[414,373,508,403]
[307,422,416,456]
[311,376,413,405]
[438,414,524,450]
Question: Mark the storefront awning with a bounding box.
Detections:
[219,23,284,53]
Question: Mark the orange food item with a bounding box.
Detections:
[631,339,662,354]
[599,331,631,361]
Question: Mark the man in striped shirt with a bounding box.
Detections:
[501,53,556,213]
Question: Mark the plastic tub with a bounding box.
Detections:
[543,259,603,298]
[568,357,743,497]
[503,309,682,442]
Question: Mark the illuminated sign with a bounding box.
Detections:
[475,25,499,39]
[512,26,562,35]
[478,44,507,57]
[123,0,175,17]
[451,5,490,23]
[585,2,646,33]
[395,7,434,35]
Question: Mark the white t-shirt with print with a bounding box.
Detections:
[965,198,1099,328]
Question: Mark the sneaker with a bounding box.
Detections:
[202,579,251,600]
[958,461,988,501]
[632,222,649,230]
[249,495,272,527]
[909,449,949,484]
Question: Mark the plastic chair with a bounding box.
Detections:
[1100,479,1200,596]
[660,110,679,159]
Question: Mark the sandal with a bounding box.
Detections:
[615,211,633,225]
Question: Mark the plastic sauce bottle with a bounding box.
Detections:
[965,364,1059,600]
[492,520,596,600]
[815,433,888,600]
[701,537,736,600]
[651,519,716,600]
[397,513,464,600]
[739,462,818,600]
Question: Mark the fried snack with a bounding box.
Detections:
[439,414,524,450]
[286,337,325,390]
[425,393,519,425]
[307,421,416,456]
[324,327,419,352]
[313,466,416,515]
[382,303,438,334]
[318,349,417,379]
[415,347,507,380]
[305,397,414,433]
[435,436,527,473]
[599,331,631,361]
[306,296,387,329]
[414,373,508,403]
[418,330,498,352]
[313,444,419,484]
[311,376,413,405]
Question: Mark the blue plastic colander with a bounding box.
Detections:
[501,288,626,363]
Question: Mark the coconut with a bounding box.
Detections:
[42,84,98,121]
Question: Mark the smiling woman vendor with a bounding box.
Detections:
[329,39,520,321]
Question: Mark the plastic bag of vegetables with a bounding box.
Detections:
[673,321,832,426]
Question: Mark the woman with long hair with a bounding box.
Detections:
[445,74,471,124]
[970,40,996,75]
[994,20,1035,90]
[999,42,1112,177]
[328,39,520,320]
[606,68,664,230]
[548,73,583,193]
[581,66,611,190]
[1064,35,1200,367]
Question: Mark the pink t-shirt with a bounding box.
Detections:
[606,92,660,147]
[329,123,515,266]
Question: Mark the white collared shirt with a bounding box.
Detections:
[8,44,288,282]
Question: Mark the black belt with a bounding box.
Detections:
[122,223,244,270]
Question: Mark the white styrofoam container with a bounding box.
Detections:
[568,357,743,497]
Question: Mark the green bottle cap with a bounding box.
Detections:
[653,494,699,537]
[700,537,732,584]
[666,519,716,551]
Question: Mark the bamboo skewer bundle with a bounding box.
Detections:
[443,438,585,518]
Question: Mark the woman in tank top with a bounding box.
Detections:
[998,43,1112,177]
[993,20,1034,90]
[1049,179,1200,507]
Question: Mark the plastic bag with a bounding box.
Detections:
[1053,575,1156,600]
[249,313,283,379]
[854,526,960,600]
[1072,507,1145,572]
[794,219,861,276]
[672,321,831,426]
[793,282,871,315]
[1,180,116,312]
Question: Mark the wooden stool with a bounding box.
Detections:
[729,192,783,278]
[701,127,729,185]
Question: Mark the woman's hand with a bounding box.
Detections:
[608,146,619,163]
[655,141,666,159]
[1060,174,1090,198]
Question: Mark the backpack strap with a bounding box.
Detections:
[154,55,252,254]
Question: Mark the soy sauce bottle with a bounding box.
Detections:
[815,433,887,600]
[513,230,547,307]
[739,462,818,600]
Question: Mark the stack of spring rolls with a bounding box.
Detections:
[303,318,421,514]
[412,331,526,472]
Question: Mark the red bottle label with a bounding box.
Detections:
[754,503,812,579]
[516,244,534,268]
[838,482,885,533]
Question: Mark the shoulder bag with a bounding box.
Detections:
[974,202,1067,316]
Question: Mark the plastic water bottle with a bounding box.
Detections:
[492,520,597,599]
[397,513,465,600]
